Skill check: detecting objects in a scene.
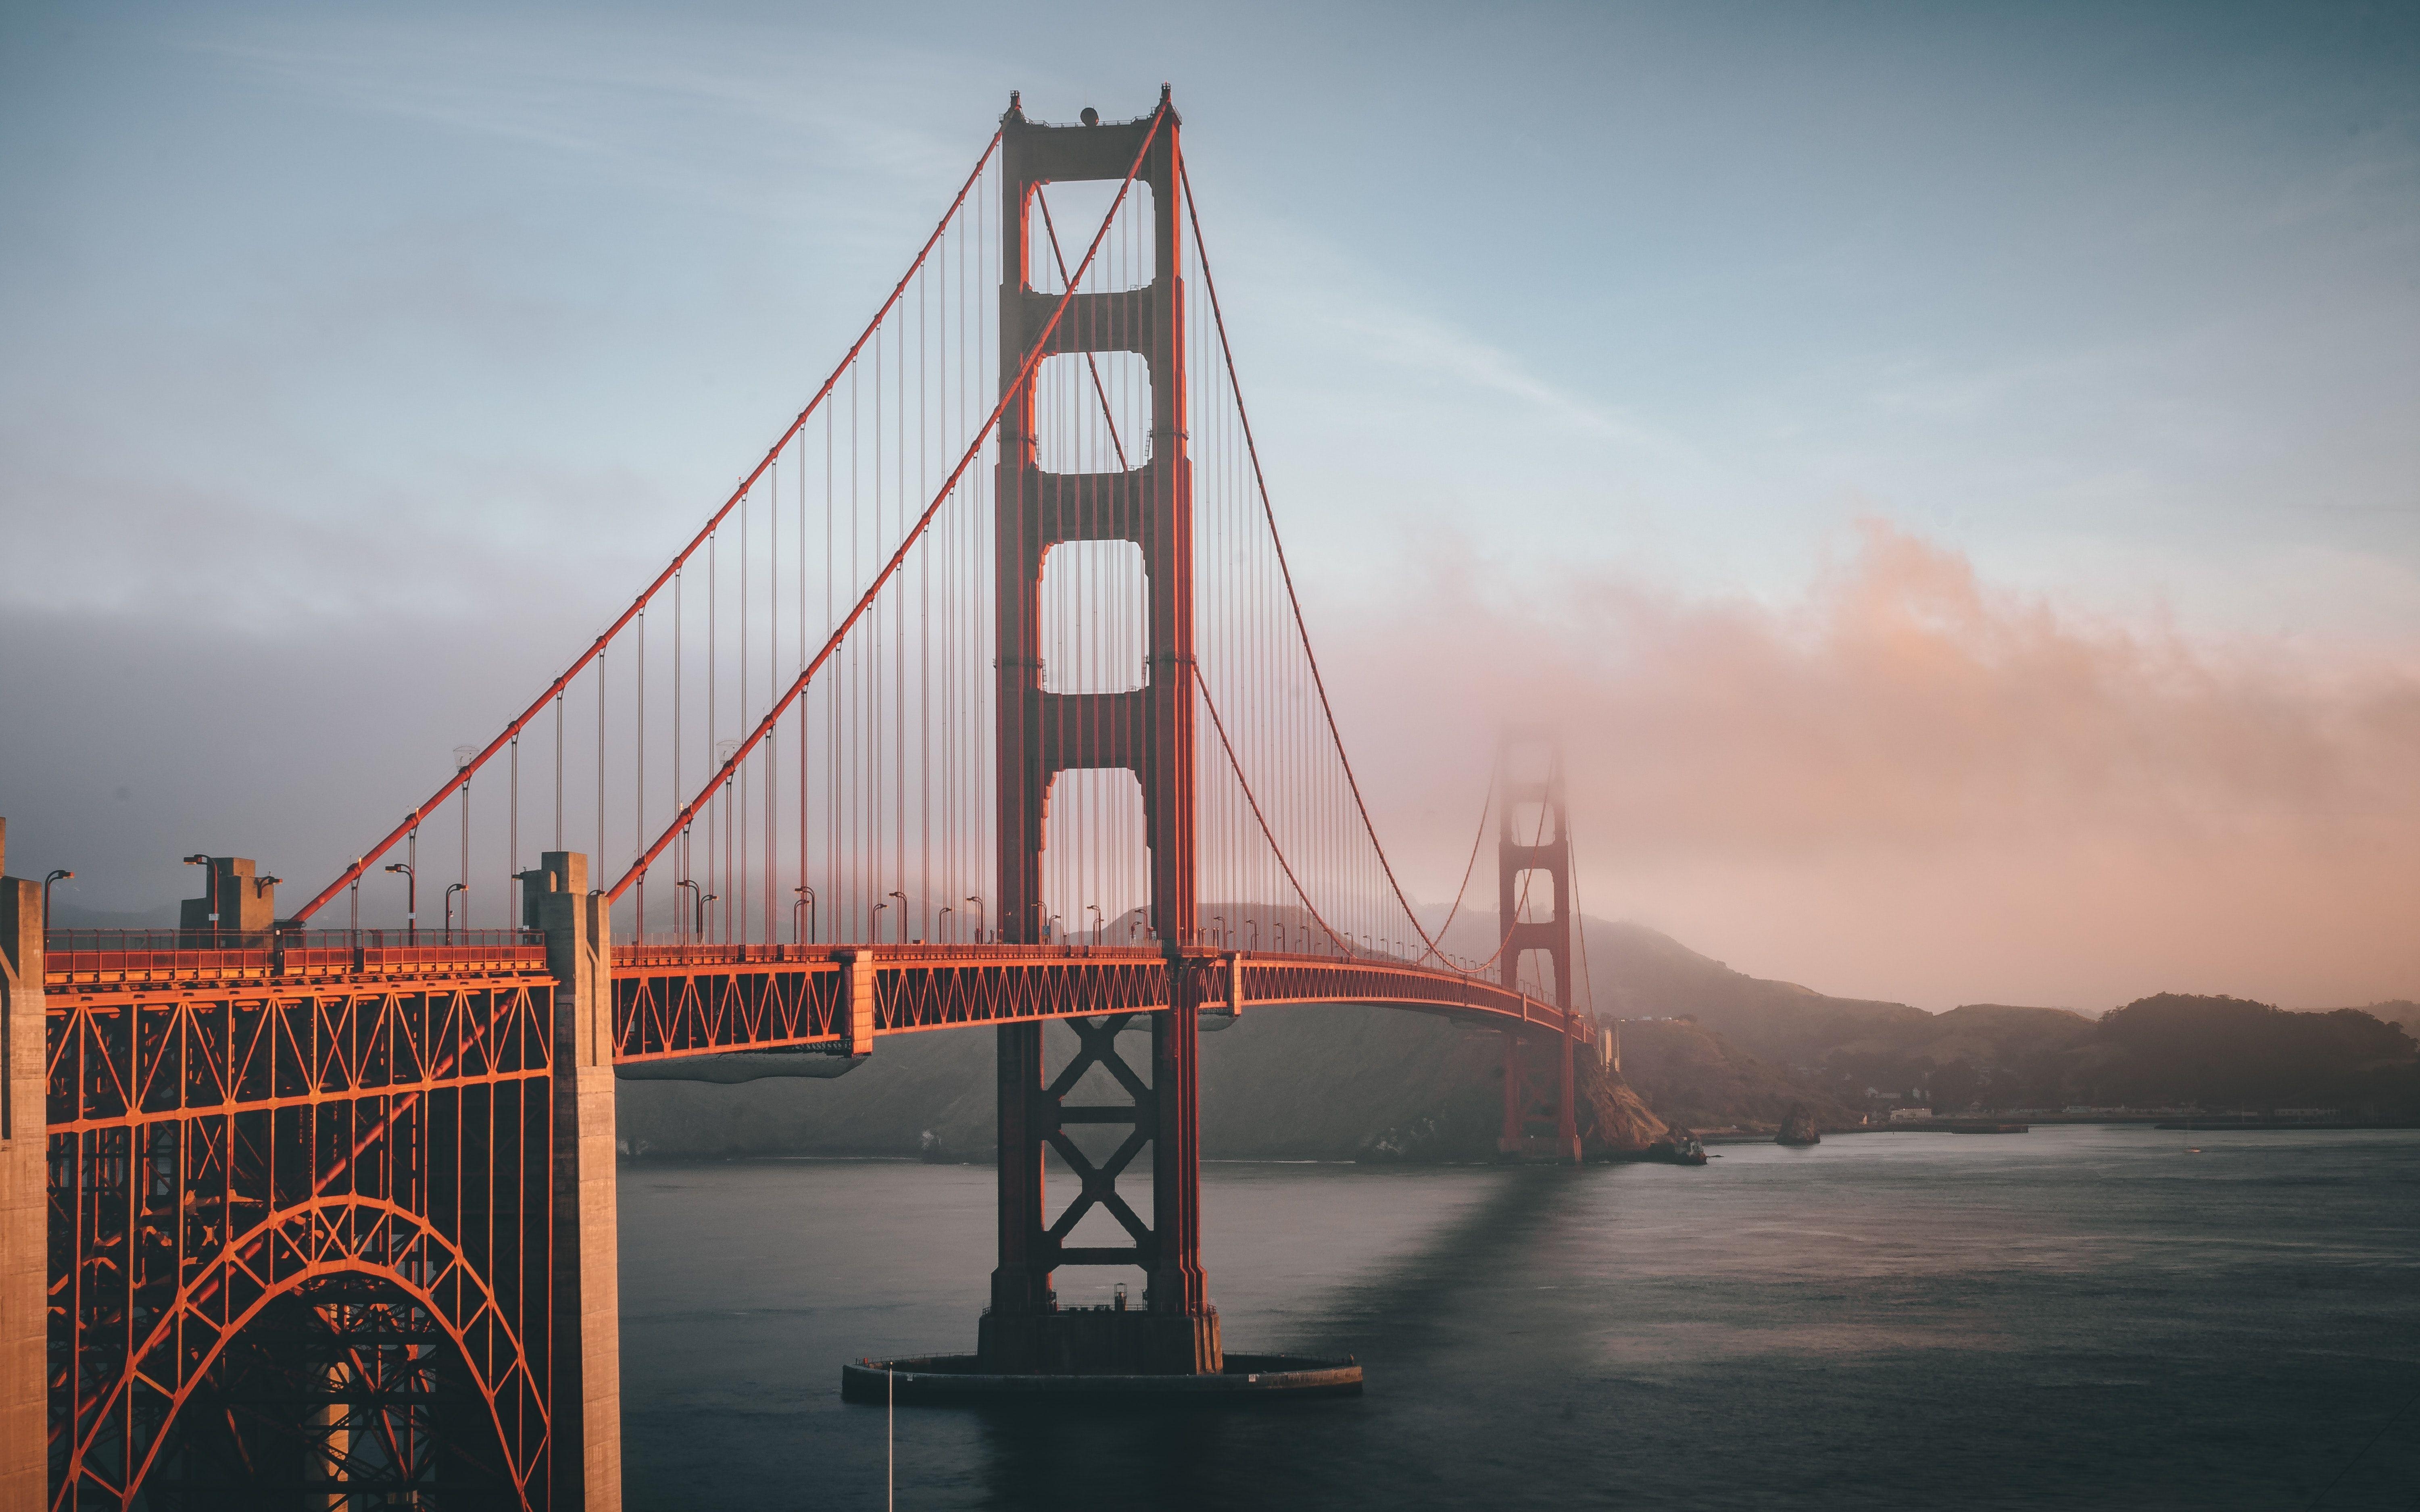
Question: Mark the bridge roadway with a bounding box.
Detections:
[612,939,1585,1063]
[41,933,1585,1064]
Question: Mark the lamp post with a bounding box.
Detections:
[965,896,985,943]
[1045,913,1061,944]
[700,893,718,938]
[677,879,701,941]
[444,882,468,937]
[42,869,72,927]
[1246,920,1258,952]
[937,905,953,942]
[1211,915,1226,950]
[887,890,908,945]
[793,885,816,944]
[870,901,887,941]
[1086,904,1104,943]
[384,862,415,943]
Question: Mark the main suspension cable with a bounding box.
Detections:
[608,105,1172,900]
[295,128,1008,924]
[1182,160,1465,969]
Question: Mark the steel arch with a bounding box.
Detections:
[53,1193,543,1512]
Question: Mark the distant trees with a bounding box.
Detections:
[1797,996,2420,1118]
[2092,995,2418,1113]
[1928,1058,1984,1114]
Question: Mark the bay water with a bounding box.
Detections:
[619,1126,2419,1509]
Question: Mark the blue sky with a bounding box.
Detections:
[4,2,2415,1006]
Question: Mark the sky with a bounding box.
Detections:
[2,0,2416,1010]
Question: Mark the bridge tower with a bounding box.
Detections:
[1498,736,1583,1162]
[985,89,1218,1373]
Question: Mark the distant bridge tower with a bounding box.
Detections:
[987,87,1218,1373]
[1498,733,1582,1162]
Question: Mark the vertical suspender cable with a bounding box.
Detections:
[636,610,645,936]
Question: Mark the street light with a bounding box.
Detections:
[887,890,908,944]
[937,905,953,942]
[965,896,985,943]
[1045,913,1062,943]
[1086,904,1104,943]
[677,879,702,940]
[444,882,468,936]
[793,885,816,944]
[384,862,416,943]
[42,869,73,927]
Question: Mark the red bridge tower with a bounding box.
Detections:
[984,89,1218,1374]
[1498,735,1583,1162]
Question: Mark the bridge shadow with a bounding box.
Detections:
[1313,1164,1582,1365]
[955,1165,1596,1512]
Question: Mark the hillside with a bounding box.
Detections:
[2325,1000,2420,1041]
[1614,1017,1862,1131]
[553,915,2420,1157]
[615,908,1904,1158]
[618,1003,1670,1162]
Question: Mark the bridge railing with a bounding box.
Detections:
[43,927,550,987]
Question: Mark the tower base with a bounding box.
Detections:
[976,1306,1221,1375]
[842,1352,1358,1404]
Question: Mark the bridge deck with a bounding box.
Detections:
[44,935,1582,1066]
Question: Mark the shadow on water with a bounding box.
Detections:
[1318,1165,1581,1365]
[962,1166,1597,1512]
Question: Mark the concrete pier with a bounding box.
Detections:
[531,852,624,1512]
[0,820,46,1512]
[844,1352,1360,1405]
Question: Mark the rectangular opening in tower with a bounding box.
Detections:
[1035,351,1151,475]
[1041,767,1153,946]
[1026,179,1155,296]
[1039,539,1148,695]
[1512,946,1563,1005]
[1508,800,1555,844]
[1509,867,1560,923]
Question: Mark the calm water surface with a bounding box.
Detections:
[618,1127,2420,1510]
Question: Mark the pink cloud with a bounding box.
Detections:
[1324,521,2420,1009]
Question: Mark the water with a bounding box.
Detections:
[618,1127,2420,1510]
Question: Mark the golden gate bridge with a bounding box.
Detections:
[2,88,1603,1510]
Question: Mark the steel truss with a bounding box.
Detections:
[606,943,1584,1050]
[46,970,555,1512]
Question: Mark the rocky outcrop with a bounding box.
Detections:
[1573,1048,1668,1155]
